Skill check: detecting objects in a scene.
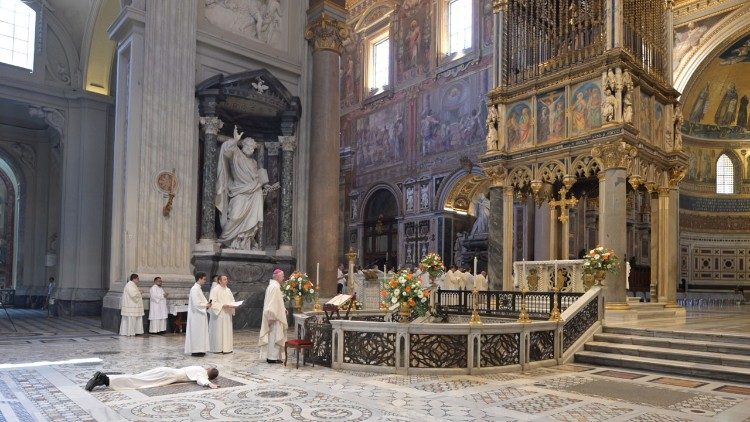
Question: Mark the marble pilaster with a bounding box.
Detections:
[198,110,222,244]
[104,1,198,330]
[279,136,296,252]
[304,4,348,296]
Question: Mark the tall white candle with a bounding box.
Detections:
[473,256,478,276]
[316,262,320,288]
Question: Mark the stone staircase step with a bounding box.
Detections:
[575,351,750,384]
[602,325,750,345]
[584,341,750,368]
[593,333,750,356]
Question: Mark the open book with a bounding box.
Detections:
[326,294,352,307]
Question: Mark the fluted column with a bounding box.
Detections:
[279,136,296,252]
[305,4,349,296]
[198,105,222,244]
[592,142,635,309]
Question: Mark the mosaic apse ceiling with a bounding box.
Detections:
[682,32,750,140]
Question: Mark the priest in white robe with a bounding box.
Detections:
[474,271,488,291]
[259,268,288,363]
[148,277,168,334]
[120,273,144,336]
[209,275,237,353]
[85,366,219,391]
[185,272,211,356]
[445,266,458,290]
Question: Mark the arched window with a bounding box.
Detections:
[716,154,734,194]
[0,0,36,70]
[447,0,472,54]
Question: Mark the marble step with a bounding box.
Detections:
[593,333,750,356]
[575,351,750,383]
[602,325,750,345]
[584,341,750,368]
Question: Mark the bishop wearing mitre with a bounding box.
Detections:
[148,277,168,334]
[120,273,144,336]
[209,275,237,353]
[259,268,287,364]
[185,272,211,356]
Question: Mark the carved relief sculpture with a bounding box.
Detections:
[216,126,271,250]
[622,69,634,124]
[673,104,684,151]
[204,0,285,49]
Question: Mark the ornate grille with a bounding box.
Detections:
[480,333,520,367]
[409,334,467,368]
[304,318,332,367]
[436,289,583,319]
[529,330,555,361]
[502,0,607,86]
[562,298,599,351]
[343,331,396,366]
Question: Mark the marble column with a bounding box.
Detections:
[279,136,296,253]
[598,168,628,308]
[502,186,514,290]
[104,1,198,330]
[487,187,503,290]
[197,107,222,245]
[548,205,558,260]
[304,4,348,296]
[648,187,660,302]
[664,0,675,82]
[658,185,680,307]
[492,1,506,86]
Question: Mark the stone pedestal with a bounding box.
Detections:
[192,251,295,329]
[304,4,348,296]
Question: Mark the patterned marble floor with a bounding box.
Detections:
[0,325,749,421]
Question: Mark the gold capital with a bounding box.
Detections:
[305,14,349,54]
[591,142,637,171]
[480,162,508,187]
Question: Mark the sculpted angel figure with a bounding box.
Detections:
[216,126,273,250]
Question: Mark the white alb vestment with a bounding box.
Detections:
[215,135,268,249]
[474,274,488,291]
[109,366,211,390]
[185,283,210,354]
[148,284,168,333]
[259,279,288,360]
[209,285,235,353]
[119,280,144,336]
[463,272,474,290]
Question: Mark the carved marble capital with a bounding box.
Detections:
[591,142,637,171]
[305,14,349,54]
[29,106,65,138]
[199,116,224,136]
[279,136,297,152]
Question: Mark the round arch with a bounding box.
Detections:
[0,149,25,289]
[437,165,489,215]
[358,182,403,224]
[360,186,400,270]
[674,4,750,95]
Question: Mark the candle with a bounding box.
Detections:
[473,256,478,276]
[316,262,320,289]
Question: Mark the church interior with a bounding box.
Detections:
[1,0,750,420]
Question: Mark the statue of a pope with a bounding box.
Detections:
[216,126,269,250]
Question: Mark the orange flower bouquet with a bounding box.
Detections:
[386,269,430,317]
[283,271,316,303]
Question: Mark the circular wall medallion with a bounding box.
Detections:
[156,171,178,194]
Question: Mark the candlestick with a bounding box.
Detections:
[314,277,322,312]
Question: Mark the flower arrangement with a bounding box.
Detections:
[282,271,316,303]
[582,246,619,273]
[419,252,445,281]
[386,269,430,317]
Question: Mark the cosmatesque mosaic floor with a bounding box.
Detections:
[0,316,749,421]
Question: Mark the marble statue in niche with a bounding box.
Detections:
[216,126,272,250]
[406,185,415,211]
[204,0,284,49]
[419,184,429,210]
[470,194,490,236]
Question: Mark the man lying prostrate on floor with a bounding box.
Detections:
[85,366,220,391]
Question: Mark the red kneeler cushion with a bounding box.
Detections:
[285,339,313,346]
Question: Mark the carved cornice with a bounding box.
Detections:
[590,142,637,170]
[305,14,350,54]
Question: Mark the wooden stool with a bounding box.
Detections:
[284,339,314,369]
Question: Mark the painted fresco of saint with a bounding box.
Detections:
[689,83,710,123]
[715,83,739,126]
